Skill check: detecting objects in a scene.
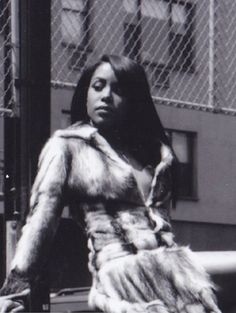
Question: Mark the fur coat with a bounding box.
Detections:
[0,123,221,313]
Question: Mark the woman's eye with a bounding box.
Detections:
[92,81,104,91]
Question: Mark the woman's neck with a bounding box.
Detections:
[92,121,155,167]
[97,125,126,148]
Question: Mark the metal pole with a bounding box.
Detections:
[19,0,51,220]
[18,1,51,311]
[3,0,21,282]
[209,0,215,107]
[4,0,21,277]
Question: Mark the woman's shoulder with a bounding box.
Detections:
[38,122,98,162]
[41,123,93,157]
[37,123,96,165]
[52,121,97,141]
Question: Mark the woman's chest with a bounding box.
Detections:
[67,143,146,203]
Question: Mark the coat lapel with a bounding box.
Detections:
[56,123,174,207]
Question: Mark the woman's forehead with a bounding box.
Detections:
[91,62,118,82]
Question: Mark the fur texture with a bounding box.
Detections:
[0,123,221,313]
[0,270,29,296]
[89,247,220,313]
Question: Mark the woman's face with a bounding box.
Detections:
[86,62,127,130]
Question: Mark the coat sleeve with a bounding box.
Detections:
[146,143,175,248]
[0,135,69,296]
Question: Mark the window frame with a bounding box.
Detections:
[61,0,90,49]
[123,22,141,61]
[166,129,198,201]
[123,0,195,73]
[168,0,195,73]
[60,0,91,71]
[143,61,170,88]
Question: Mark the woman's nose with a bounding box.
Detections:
[101,86,112,103]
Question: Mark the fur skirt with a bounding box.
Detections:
[88,246,221,313]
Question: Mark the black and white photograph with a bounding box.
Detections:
[0,0,236,312]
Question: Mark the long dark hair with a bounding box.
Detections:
[71,54,171,165]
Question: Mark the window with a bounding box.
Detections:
[61,0,90,69]
[167,130,197,199]
[123,0,195,73]
[144,61,170,88]
[124,23,141,60]
[169,2,195,72]
[61,0,89,46]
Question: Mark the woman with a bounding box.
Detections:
[0,55,221,313]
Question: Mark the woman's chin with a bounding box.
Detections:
[91,117,115,131]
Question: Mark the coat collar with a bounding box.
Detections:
[55,122,174,207]
[54,122,97,141]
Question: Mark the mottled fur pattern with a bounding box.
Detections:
[88,247,221,313]
[0,271,29,296]
[0,123,221,313]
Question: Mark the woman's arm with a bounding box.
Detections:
[0,135,69,296]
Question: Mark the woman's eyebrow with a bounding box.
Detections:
[92,76,106,81]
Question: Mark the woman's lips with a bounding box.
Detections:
[95,106,113,113]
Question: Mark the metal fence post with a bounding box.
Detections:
[3,0,21,282]
[18,0,51,311]
[19,0,51,218]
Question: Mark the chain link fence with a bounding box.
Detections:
[1,0,236,117]
[51,0,236,116]
[0,0,15,117]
